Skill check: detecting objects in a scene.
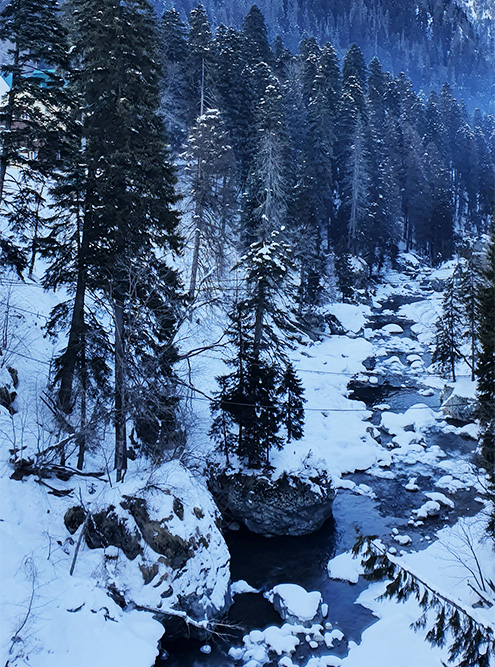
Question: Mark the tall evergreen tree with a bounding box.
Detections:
[432,267,464,381]
[160,8,188,151]
[241,4,273,67]
[48,0,182,479]
[242,76,290,245]
[183,108,237,299]
[476,222,495,489]
[211,232,304,468]
[184,4,212,122]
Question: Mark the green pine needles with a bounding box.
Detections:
[353,534,495,667]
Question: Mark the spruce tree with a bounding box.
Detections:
[184,4,212,122]
[242,75,290,245]
[183,108,237,299]
[278,362,305,442]
[212,25,254,183]
[476,221,495,486]
[432,268,464,381]
[47,0,182,478]
[160,8,188,151]
[211,233,304,468]
[241,4,273,67]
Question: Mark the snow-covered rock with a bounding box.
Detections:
[327,551,363,584]
[440,380,477,422]
[64,461,231,639]
[209,469,335,536]
[265,584,324,626]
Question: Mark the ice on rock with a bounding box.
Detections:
[435,475,469,493]
[380,404,438,435]
[393,534,412,546]
[324,629,345,648]
[412,500,441,519]
[381,323,404,334]
[424,492,454,508]
[231,579,258,596]
[406,354,422,364]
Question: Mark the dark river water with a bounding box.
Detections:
[157,291,481,667]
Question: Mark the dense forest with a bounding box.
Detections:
[0,0,495,475]
[156,0,495,110]
[3,1,495,666]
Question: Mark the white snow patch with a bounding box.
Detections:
[327,552,363,584]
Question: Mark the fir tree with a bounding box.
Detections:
[278,362,305,442]
[241,4,273,67]
[183,108,237,299]
[432,267,464,381]
[160,8,188,151]
[211,232,304,468]
[47,0,182,478]
[184,4,212,122]
[476,221,495,487]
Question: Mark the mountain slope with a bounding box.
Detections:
[156,0,495,111]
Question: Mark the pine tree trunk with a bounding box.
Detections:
[188,219,201,300]
[76,337,87,470]
[58,215,89,414]
[114,288,127,482]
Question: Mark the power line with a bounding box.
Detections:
[1,347,52,366]
[182,383,481,415]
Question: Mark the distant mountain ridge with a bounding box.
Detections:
[156,0,495,111]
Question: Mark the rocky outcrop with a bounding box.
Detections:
[209,469,335,536]
[441,382,477,422]
[63,462,231,640]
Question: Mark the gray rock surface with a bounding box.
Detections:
[441,384,477,422]
[209,469,335,536]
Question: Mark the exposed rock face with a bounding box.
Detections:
[209,469,335,536]
[441,382,477,422]
[63,462,231,640]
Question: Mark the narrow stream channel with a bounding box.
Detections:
[158,289,482,667]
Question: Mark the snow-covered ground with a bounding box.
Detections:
[1,251,491,667]
[217,254,492,667]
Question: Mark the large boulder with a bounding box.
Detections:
[209,469,335,536]
[441,381,477,423]
[64,461,230,640]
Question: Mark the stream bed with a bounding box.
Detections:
[158,286,482,667]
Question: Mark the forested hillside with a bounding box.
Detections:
[155,0,495,110]
[1,1,495,666]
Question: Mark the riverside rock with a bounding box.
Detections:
[209,469,335,536]
[441,381,477,422]
[63,461,230,639]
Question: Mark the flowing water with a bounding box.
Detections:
[158,290,481,667]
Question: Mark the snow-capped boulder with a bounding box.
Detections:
[209,469,335,536]
[440,381,477,422]
[265,583,324,626]
[64,462,230,639]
